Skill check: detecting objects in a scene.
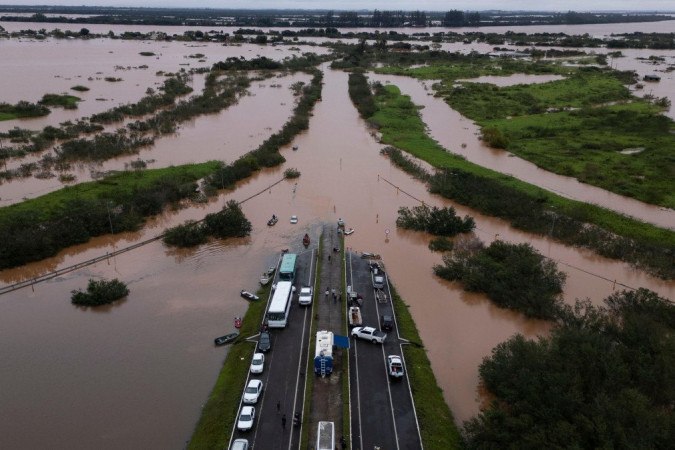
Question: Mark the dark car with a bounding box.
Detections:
[380,314,394,332]
[258,331,272,353]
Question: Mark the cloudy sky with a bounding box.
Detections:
[4,1,675,11]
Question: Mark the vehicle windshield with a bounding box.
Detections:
[252,357,262,364]
[240,414,251,421]
[245,386,258,393]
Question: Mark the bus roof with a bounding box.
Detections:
[268,281,293,313]
[279,253,297,274]
[315,330,334,358]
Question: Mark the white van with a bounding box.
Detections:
[316,421,335,450]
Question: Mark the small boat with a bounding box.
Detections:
[234,317,242,328]
[241,290,260,301]
[267,215,278,226]
[337,218,345,227]
[259,266,275,285]
[302,233,310,247]
[214,332,239,346]
[344,228,355,236]
[292,145,298,151]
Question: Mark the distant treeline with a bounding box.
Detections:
[0,6,671,28]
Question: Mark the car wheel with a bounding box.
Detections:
[372,339,377,344]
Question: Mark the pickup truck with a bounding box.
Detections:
[351,326,386,344]
[387,355,404,379]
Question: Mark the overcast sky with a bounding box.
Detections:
[3,1,675,12]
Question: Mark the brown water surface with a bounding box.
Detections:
[0,45,673,448]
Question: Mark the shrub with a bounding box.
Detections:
[397,205,475,236]
[429,237,454,252]
[434,240,566,320]
[163,220,208,247]
[284,168,301,178]
[71,278,129,306]
[71,85,90,92]
[203,200,252,239]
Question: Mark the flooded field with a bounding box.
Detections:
[1,24,674,448]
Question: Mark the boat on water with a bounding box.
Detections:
[260,266,275,285]
[214,332,239,346]
[303,233,310,247]
[267,215,278,226]
[292,145,299,151]
[344,228,355,235]
[241,290,260,301]
[337,218,345,227]
[234,317,242,328]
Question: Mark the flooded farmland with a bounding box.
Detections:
[1,20,674,448]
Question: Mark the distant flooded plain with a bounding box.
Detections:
[0,24,673,448]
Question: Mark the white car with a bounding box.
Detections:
[290,215,298,224]
[230,438,249,450]
[243,379,263,404]
[237,406,256,431]
[298,286,313,306]
[250,353,265,374]
[387,355,404,379]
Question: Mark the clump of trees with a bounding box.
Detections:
[283,168,300,178]
[397,205,475,236]
[434,240,566,320]
[464,288,674,448]
[428,237,453,252]
[163,201,251,247]
[71,278,129,306]
[71,85,90,92]
[348,71,377,118]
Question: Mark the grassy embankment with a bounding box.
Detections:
[377,64,675,208]
[188,283,271,449]
[389,283,463,449]
[368,83,675,278]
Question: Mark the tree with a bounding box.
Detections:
[444,10,465,27]
[79,28,90,36]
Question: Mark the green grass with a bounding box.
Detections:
[389,283,463,449]
[371,84,675,248]
[188,283,271,450]
[382,62,675,208]
[0,162,220,221]
[0,112,18,121]
[39,93,81,108]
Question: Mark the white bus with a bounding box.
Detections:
[316,421,335,450]
[266,281,293,328]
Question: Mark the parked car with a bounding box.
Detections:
[258,331,272,353]
[380,314,394,332]
[290,215,298,224]
[243,379,263,404]
[237,406,256,431]
[250,353,265,374]
[351,326,387,344]
[372,274,385,289]
[230,438,249,450]
[387,355,404,379]
[298,286,313,306]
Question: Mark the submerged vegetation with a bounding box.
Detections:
[71,278,129,306]
[39,93,80,109]
[465,289,675,448]
[0,100,50,121]
[435,241,566,320]
[163,201,252,248]
[397,205,475,236]
[377,59,675,208]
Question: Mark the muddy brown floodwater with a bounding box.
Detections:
[0,39,674,448]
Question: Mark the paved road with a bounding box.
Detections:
[230,245,315,450]
[347,252,422,450]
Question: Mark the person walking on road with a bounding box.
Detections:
[325,288,329,299]
[276,400,280,414]
[281,414,287,429]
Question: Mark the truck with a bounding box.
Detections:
[351,326,387,344]
[314,330,334,376]
[348,306,362,327]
